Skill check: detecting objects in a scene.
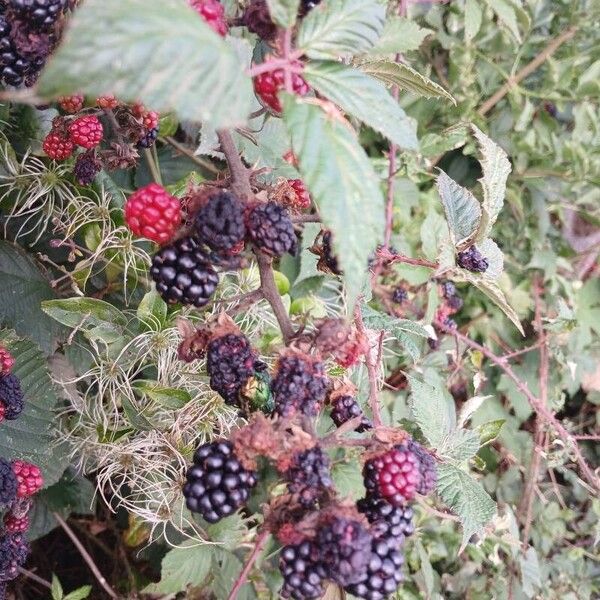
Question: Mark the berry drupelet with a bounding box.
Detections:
[0,531,29,583]
[363,443,422,507]
[69,115,103,149]
[316,516,373,586]
[271,353,329,418]
[280,540,325,600]
[125,183,182,245]
[285,446,333,507]
[0,374,24,421]
[357,496,414,544]
[344,536,404,600]
[195,191,246,253]
[391,287,408,304]
[12,460,43,498]
[0,458,18,507]
[408,440,437,495]
[0,346,14,375]
[457,245,489,273]
[150,236,219,307]
[247,201,297,257]
[206,334,258,406]
[183,440,257,523]
[8,0,68,30]
[330,395,372,433]
[189,0,228,36]
[253,60,310,114]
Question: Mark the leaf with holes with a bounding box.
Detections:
[283,96,384,310]
[359,61,456,104]
[437,463,496,550]
[38,0,253,127]
[303,62,418,150]
[297,0,385,59]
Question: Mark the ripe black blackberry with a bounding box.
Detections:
[137,127,159,149]
[285,446,332,507]
[357,496,414,544]
[330,395,372,433]
[0,458,18,507]
[150,236,219,307]
[271,353,329,417]
[441,281,456,299]
[206,334,258,406]
[0,531,29,582]
[408,440,437,495]
[344,536,404,600]
[280,540,325,600]
[247,201,297,257]
[8,0,68,30]
[457,245,489,273]
[183,440,256,523]
[195,191,246,253]
[391,287,407,304]
[316,516,373,586]
[73,151,101,186]
[243,0,276,41]
[0,374,24,420]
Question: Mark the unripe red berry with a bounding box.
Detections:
[142,110,159,131]
[189,0,228,36]
[125,183,182,244]
[0,346,15,375]
[253,61,310,113]
[12,461,43,498]
[287,179,311,210]
[69,115,104,149]
[58,94,84,114]
[43,132,74,160]
[3,512,29,534]
[96,94,119,110]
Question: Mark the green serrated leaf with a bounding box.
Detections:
[359,60,456,105]
[367,16,432,54]
[283,96,384,310]
[483,0,521,42]
[437,463,496,550]
[0,331,69,486]
[477,238,504,280]
[443,428,480,462]
[132,380,192,409]
[407,375,455,449]
[304,62,418,150]
[63,586,92,600]
[38,0,253,127]
[0,241,65,353]
[143,540,213,594]
[477,419,506,446]
[296,0,385,59]
[51,575,63,600]
[464,0,482,42]
[472,126,512,241]
[137,291,167,326]
[331,457,365,500]
[266,0,300,27]
[212,548,258,600]
[436,170,481,247]
[520,547,542,596]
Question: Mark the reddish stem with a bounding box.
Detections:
[227,529,270,600]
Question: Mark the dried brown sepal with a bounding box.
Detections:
[177,313,243,363]
[313,318,368,369]
[100,142,139,171]
[327,379,358,405]
[269,179,302,213]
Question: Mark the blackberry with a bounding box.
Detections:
[357,496,414,544]
[137,127,159,148]
[247,202,297,257]
[363,443,421,507]
[443,317,457,330]
[206,334,257,406]
[195,191,246,253]
[456,245,489,273]
[316,516,373,586]
[344,536,404,600]
[321,230,341,275]
[441,281,456,299]
[280,540,325,600]
[0,532,29,582]
[243,0,276,41]
[391,287,407,304]
[0,458,17,507]
[330,396,372,433]
[8,0,68,30]
[299,0,322,15]
[271,353,329,418]
[183,440,256,523]
[0,374,24,420]
[447,294,463,311]
[408,440,437,496]
[285,446,332,507]
[150,236,219,307]
[73,151,101,186]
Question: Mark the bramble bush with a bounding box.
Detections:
[0,0,599,598]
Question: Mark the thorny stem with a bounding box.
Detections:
[282,29,294,94]
[355,304,383,428]
[478,26,578,116]
[217,129,253,200]
[227,529,270,600]
[377,246,439,269]
[246,54,303,78]
[53,512,118,599]
[436,321,600,494]
[162,135,223,175]
[17,567,52,590]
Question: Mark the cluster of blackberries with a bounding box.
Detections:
[457,245,489,273]
[428,281,464,349]
[0,0,67,87]
[183,440,256,523]
[0,347,43,595]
